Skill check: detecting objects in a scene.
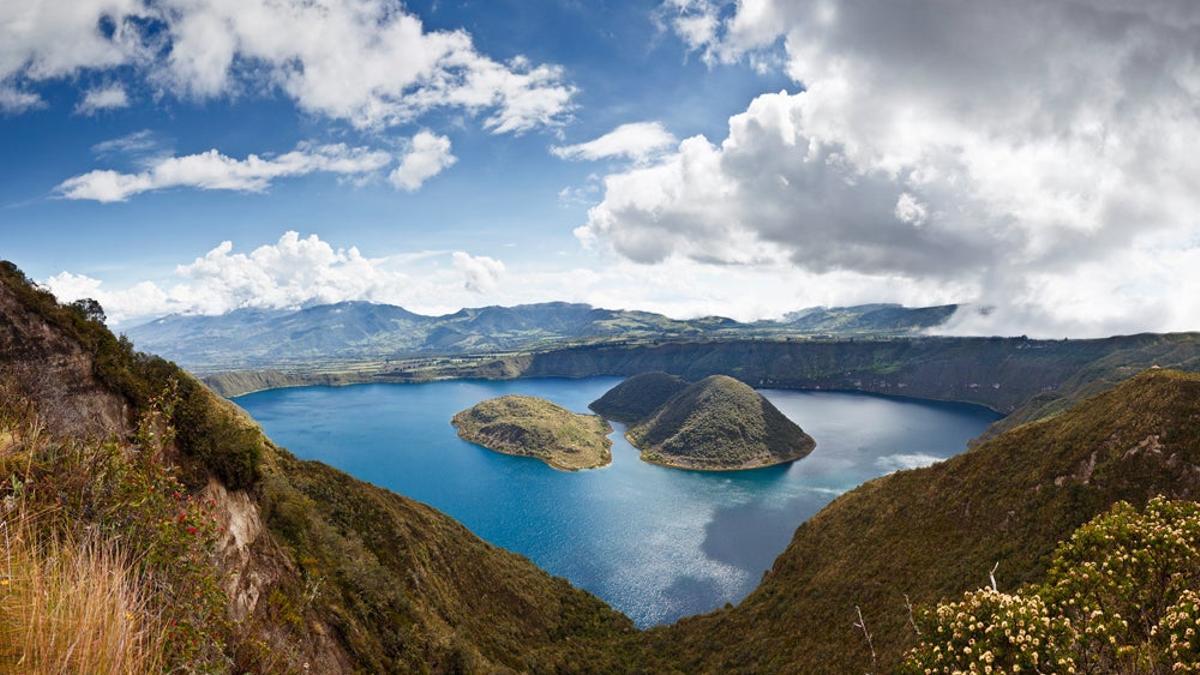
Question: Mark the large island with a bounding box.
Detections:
[600,374,816,471]
[452,395,613,470]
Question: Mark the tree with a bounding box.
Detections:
[69,298,106,324]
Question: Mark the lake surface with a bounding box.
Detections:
[235,377,999,627]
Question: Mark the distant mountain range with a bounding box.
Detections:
[124,300,959,369]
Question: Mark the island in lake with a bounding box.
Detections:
[588,371,688,423]
[452,395,613,470]
[596,373,817,471]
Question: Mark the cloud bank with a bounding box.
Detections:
[1,0,574,133]
[44,232,514,323]
[575,0,1200,336]
[44,231,965,326]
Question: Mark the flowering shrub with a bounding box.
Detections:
[905,498,1200,674]
[1160,590,1200,672]
[904,588,1076,673]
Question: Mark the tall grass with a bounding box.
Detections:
[0,506,169,674]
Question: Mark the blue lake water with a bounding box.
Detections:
[235,377,1000,627]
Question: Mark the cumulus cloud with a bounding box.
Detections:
[389,131,456,191]
[43,232,518,323]
[577,0,1200,336]
[75,84,130,115]
[45,231,969,326]
[56,143,391,202]
[452,252,505,293]
[1,0,574,133]
[551,122,677,163]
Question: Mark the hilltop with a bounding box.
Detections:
[125,300,959,370]
[452,395,613,470]
[588,371,688,424]
[626,375,816,471]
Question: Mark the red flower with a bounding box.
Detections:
[186,525,198,535]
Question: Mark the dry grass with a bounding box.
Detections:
[0,506,168,674]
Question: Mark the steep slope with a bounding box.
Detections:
[626,375,816,470]
[0,262,633,672]
[588,371,689,424]
[640,369,1200,673]
[452,395,613,470]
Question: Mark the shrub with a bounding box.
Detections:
[905,497,1200,674]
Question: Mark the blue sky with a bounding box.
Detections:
[2,1,1198,336]
[2,1,782,283]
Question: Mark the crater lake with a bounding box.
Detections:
[235,377,999,627]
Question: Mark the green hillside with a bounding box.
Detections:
[626,375,816,471]
[635,368,1200,672]
[452,395,613,470]
[0,261,633,672]
[587,371,688,424]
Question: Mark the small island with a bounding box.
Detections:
[452,395,613,470]
[622,374,816,471]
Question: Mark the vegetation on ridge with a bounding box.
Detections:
[588,371,688,424]
[1,260,635,672]
[626,374,816,471]
[453,395,613,470]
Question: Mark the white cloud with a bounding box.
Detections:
[0,86,43,113]
[452,251,505,293]
[75,84,130,114]
[91,129,160,157]
[43,233,524,324]
[551,122,677,163]
[579,0,1200,336]
[44,231,970,326]
[1,0,574,134]
[56,143,391,202]
[658,1,722,53]
[389,131,456,191]
[875,453,944,473]
[45,272,170,325]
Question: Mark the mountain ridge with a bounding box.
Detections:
[125,300,960,369]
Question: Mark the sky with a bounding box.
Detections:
[1,0,1198,336]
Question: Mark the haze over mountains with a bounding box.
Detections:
[126,300,959,369]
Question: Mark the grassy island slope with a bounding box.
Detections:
[627,375,816,470]
[453,395,614,470]
[588,371,689,424]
